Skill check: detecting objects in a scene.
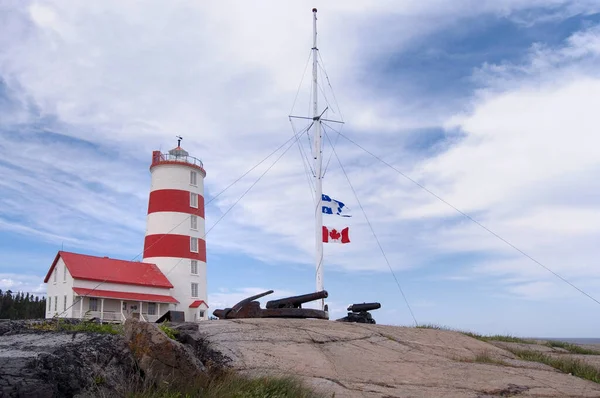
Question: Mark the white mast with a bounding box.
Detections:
[312,8,325,312]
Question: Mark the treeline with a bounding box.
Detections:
[0,290,46,319]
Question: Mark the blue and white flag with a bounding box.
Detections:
[322,194,351,217]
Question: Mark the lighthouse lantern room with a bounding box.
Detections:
[142,136,208,321]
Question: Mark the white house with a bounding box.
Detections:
[44,251,182,322]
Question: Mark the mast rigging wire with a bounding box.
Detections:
[326,125,600,308]
[54,130,312,319]
[322,125,418,326]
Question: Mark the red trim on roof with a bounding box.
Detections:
[189,300,209,308]
[44,251,173,288]
[147,189,205,218]
[143,234,207,262]
[73,287,178,303]
[44,252,62,283]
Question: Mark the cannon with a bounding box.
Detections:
[266,290,328,309]
[336,302,381,324]
[348,302,380,313]
[213,290,329,320]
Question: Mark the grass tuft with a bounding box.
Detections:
[464,332,534,344]
[415,324,533,344]
[127,371,325,398]
[415,323,447,330]
[544,340,599,355]
[158,323,179,340]
[508,348,600,384]
[457,350,509,366]
[30,319,123,334]
[473,351,508,366]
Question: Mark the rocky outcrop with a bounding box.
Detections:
[1,318,599,398]
[123,318,205,386]
[0,320,137,398]
[172,318,600,398]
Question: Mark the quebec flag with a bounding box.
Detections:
[322,194,352,217]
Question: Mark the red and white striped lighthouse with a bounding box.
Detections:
[142,138,208,321]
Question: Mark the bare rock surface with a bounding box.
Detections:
[174,318,600,398]
[0,320,137,398]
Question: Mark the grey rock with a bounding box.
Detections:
[0,320,137,398]
[123,318,205,387]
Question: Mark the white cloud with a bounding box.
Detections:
[0,273,46,295]
[472,24,600,91]
[1,0,600,312]
[398,28,600,302]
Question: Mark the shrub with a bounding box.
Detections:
[158,323,179,340]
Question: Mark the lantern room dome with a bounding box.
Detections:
[168,146,189,157]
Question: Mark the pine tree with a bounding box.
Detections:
[0,290,46,320]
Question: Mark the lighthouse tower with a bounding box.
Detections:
[142,137,208,321]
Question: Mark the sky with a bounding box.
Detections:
[1,0,600,337]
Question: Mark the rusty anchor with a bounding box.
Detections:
[213,290,329,320]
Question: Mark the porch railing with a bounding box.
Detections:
[72,310,122,322]
[143,314,160,323]
[152,152,204,169]
[71,310,163,323]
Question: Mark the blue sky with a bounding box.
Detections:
[1,0,600,337]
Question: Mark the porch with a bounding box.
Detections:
[72,287,178,323]
[71,301,165,323]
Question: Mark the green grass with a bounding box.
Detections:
[544,340,599,355]
[158,323,179,340]
[457,350,509,366]
[127,371,326,398]
[415,323,446,330]
[508,348,600,384]
[415,323,534,344]
[30,319,123,334]
[464,332,534,344]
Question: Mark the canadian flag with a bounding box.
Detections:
[322,226,350,244]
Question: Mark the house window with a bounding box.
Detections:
[190,215,197,230]
[191,283,198,298]
[199,310,205,318]
[48,297,51,311]
[63,295,67,311]
[53,268,57,283]
[190,237,198,253]
[89,297,98,311]
[190,192,198,208]
[54,296,57,312]
[148,303,156,315]
[122,302,127,311]
[191,260,198,274]
[190,171,197,186]
[63,265,67,281]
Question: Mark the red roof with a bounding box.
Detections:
[73,287,178,304]
[189,300,209,308]
[44,251,173,288]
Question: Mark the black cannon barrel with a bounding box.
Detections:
[266,290,328,309]
[347,302,381,312]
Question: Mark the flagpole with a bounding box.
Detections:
[312,8,325,312]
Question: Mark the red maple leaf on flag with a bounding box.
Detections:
[329,229,341,240]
